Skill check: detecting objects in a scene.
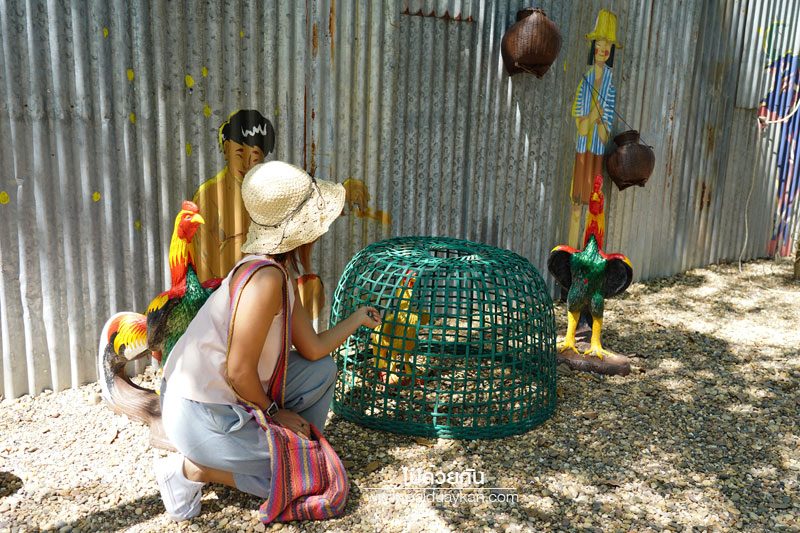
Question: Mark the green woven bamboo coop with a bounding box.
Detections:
[330,236,557,440]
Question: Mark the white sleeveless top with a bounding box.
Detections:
[162,255,295,405]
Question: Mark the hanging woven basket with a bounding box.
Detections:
[501,8,562,77]
[605,130,656,190]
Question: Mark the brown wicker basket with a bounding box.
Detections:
[501,8,562,77]
[606,130,655,190]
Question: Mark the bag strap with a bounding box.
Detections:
[225,259,291,408]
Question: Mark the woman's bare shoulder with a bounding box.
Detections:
[232,265,285,323]
[246,264,285,289]
[230,261,286,299]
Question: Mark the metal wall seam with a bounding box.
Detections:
[654,0,696,276]
[719,0,754,262]
[631,0,659,280]
[733,0,770,265]
[686,0,722,273]
[674,0,707,274]
[703,0,740,268]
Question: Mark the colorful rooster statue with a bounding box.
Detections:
[548,176,633,369]
[97,201,221,446]
[371,274,430,386]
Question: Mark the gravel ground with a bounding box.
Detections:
[1,259,799,532]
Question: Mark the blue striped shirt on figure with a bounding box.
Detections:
[572,64,616,155]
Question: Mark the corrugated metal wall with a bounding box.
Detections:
[1,0,798,398]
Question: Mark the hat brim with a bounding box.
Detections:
[241,178,346,255]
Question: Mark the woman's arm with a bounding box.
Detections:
[226,266,284,411]
[292,290,381,361]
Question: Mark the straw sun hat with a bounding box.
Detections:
[240,161,345,255]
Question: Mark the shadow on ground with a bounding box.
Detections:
[327,261,799,531]
[0,471,22,498]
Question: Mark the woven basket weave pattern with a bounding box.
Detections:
[330,237,557,440]
[606,130,656,190]
[501,8,562,77]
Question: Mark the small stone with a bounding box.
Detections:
[254,522,266,532]
[364,461,382,473]
[134,507,143,515]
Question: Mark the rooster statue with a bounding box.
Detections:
[548,176,633,372]
[371,274,430,386]
[97,201,221,447]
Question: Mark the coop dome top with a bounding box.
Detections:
[330,236,556,440]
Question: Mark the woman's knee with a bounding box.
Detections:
[316,355,338,386]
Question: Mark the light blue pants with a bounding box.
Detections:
[161,352,337,498]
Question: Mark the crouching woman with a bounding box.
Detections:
[156,161,381,521]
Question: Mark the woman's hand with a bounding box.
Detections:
[272,409,311,439]
[291,302,383,361]
[356,306,382,329]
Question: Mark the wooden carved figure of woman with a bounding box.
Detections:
[568,9,619,247]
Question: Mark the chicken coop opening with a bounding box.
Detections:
[330,236,557,440]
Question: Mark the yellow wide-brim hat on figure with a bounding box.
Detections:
[586,9,622,48]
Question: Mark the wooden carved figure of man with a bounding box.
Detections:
[568,9,619,247]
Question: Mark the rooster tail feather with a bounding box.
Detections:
[97,312,161,423]
[97,312,148,404]
[106,312,148,360]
